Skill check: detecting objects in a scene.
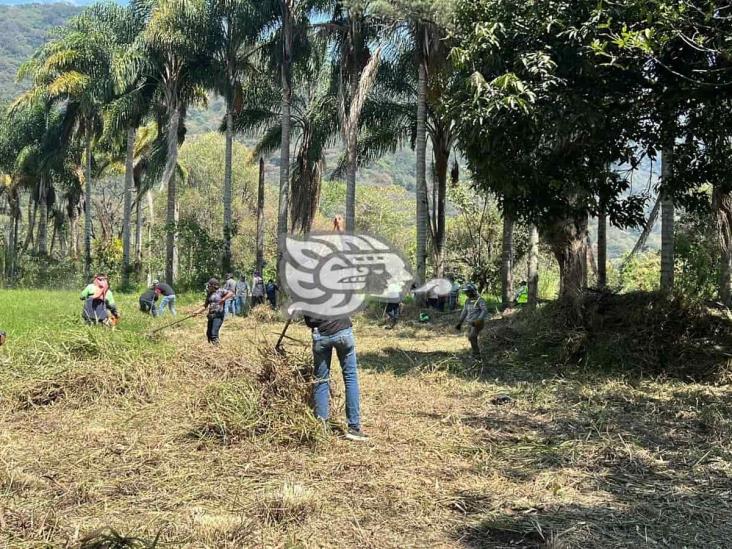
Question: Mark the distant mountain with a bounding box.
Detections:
[0,3,81,100]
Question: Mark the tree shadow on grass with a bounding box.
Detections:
[448,383,732,547]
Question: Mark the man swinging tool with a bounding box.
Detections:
[203,278,234,344]
[80,273,120,326]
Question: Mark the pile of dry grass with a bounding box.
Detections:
[191,345,324,446]
[256,482,320,526]
[501,291,732,380]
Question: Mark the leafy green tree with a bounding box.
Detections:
[450,0,647,305]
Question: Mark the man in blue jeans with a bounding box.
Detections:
[304,315,368,442]
[154,280,177,317]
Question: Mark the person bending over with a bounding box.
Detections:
[305,314,368,442]
[139,285,159,317]
[80,274,119,326]
[155,280,177,317]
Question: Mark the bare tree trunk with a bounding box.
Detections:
[122,126,136,287]
[501,207,514,309]
[713,185,732,306]
[256,156,265,275]
[415,59,429,292]
[434,145,449,277]
[223,107,234,273]
[527,223,539,310]
[22,195,36,254]
[164,106,181,284]
[135,190,143,272]
[622,194,661,271]
[147,190,154,284]
[69,209,79,259]
[37,178,48,256]
[84,135,93,280]
[660,143,674,291]
[545,212,589,306]
[586,231,598,281]
[277,1,293,288]
[597,202,607,288]
[343,48,382,231]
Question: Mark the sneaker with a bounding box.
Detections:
[345,427,369,442]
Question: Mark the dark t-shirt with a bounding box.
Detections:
[304,316,352,337]
[156,283,175,296]
[140,288,158,302]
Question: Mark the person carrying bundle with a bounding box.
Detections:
[203,278,234,345]
[455,283,488,358]
[80,273,120,326]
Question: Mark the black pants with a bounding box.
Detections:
[206,313,224,344]
[252,296,264,307]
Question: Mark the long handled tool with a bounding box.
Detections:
[148,307,205,336]
[275,318,293,353]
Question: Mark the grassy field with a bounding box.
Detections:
[1,290,732,548]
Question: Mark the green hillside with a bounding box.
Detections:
[0,4,81,100]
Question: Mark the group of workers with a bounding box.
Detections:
[69,215,495,443]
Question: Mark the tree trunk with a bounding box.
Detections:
[22,195,36,255]
[597,202,607,288]
[164,106,181,284]
[501,206,514,309]
[660,143,674,292]
[527,223,539,310]
[69,208,79,259]
[37,178,48,256]
[345,130,358,232]
[713,185,732,306]
[434,145,449,277]
[256,156,265,275]
[84,135,93,280]
[223,107,234,273]
[121,126,136,288]
[147,190,154,284]
[545,213,589,305]
[277,1,292,288]
[415,59,429,291]
[135,189,143,272]
[622,194,661,271]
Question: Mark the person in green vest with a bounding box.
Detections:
[80,273,119,326]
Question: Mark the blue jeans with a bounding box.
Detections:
[158,295,176,316]
[225,298,237,318]
[312,327,361,430]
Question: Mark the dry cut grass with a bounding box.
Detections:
[1,292,732,548]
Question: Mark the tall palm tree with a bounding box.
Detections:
[207,0,274,272]
[325,2,383,232]
[15,4,126,277]
[127,0,213,284]
[233,51,339,233]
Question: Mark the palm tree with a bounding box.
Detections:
[207,0,273,272]
[128,0,213,284]
[14,4,126,276]
[233,52,339,234]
